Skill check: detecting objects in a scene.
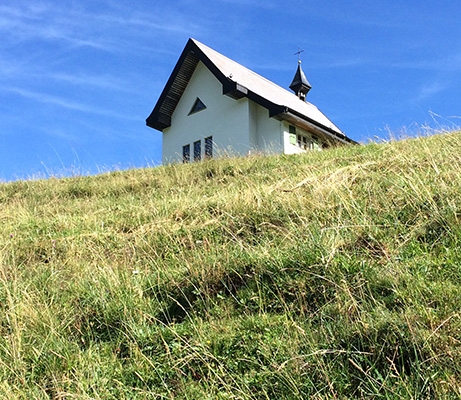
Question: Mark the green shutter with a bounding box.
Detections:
[289,125,296,144]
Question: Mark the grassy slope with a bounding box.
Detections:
[1,131,461,399]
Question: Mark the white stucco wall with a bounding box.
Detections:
[162,61,253,163]
[253,103,283,154]
[161,61,324,163]
[282,121,305,155]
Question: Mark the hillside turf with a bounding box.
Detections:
[1,131,461,398]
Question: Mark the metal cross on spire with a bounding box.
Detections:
[294,47,304,63]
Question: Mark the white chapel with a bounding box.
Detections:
[146,38,357,163]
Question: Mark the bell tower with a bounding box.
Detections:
[289,49,312,101]
[289,60,312,101]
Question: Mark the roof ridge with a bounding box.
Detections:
[191,38,321,110]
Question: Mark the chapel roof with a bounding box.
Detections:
[146,38,356,144]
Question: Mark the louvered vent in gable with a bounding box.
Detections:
[188,97,207,115]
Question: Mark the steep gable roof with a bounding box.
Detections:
[146,38,356,144]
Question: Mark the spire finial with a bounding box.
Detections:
[294,47,304,63]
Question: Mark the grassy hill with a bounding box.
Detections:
[1,131,461,399]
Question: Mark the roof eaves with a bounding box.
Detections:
[277,108,358,145]
[222,81,248,99]
[146,39,196,130]
[243,90,286,117]
[235,88,354,144]
[146,38,230,131]
[217,72,349,142]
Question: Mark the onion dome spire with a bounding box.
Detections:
[289,60,312,101]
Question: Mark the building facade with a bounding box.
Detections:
[146,39,356,164]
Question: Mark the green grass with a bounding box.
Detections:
[1,131,461,398]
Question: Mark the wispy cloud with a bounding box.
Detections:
[49,73,135,93]
[92,11,201,36]
[0,1,203,96]
[415,79,449,102]
[0,57,134,94]
[213,0,275,8]
[4,86,138,120]
[0,3,118,52]
[390,53,461,73]
[0,2,197,54]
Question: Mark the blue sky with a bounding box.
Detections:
[1,1,460,181]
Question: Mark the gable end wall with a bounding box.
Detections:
[163,62,253,163]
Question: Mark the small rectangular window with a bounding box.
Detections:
[194,140,201,161]
[182,144,190,163]
[302,136,308,150]
[205,136,213,159]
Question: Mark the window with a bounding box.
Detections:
[293,128,323,151]
[205,136,213,159]
[297,134,309,150]
[182,144,190,163]
[302,136,308,149]
[194,140,201,161]
[188,98,207,115]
